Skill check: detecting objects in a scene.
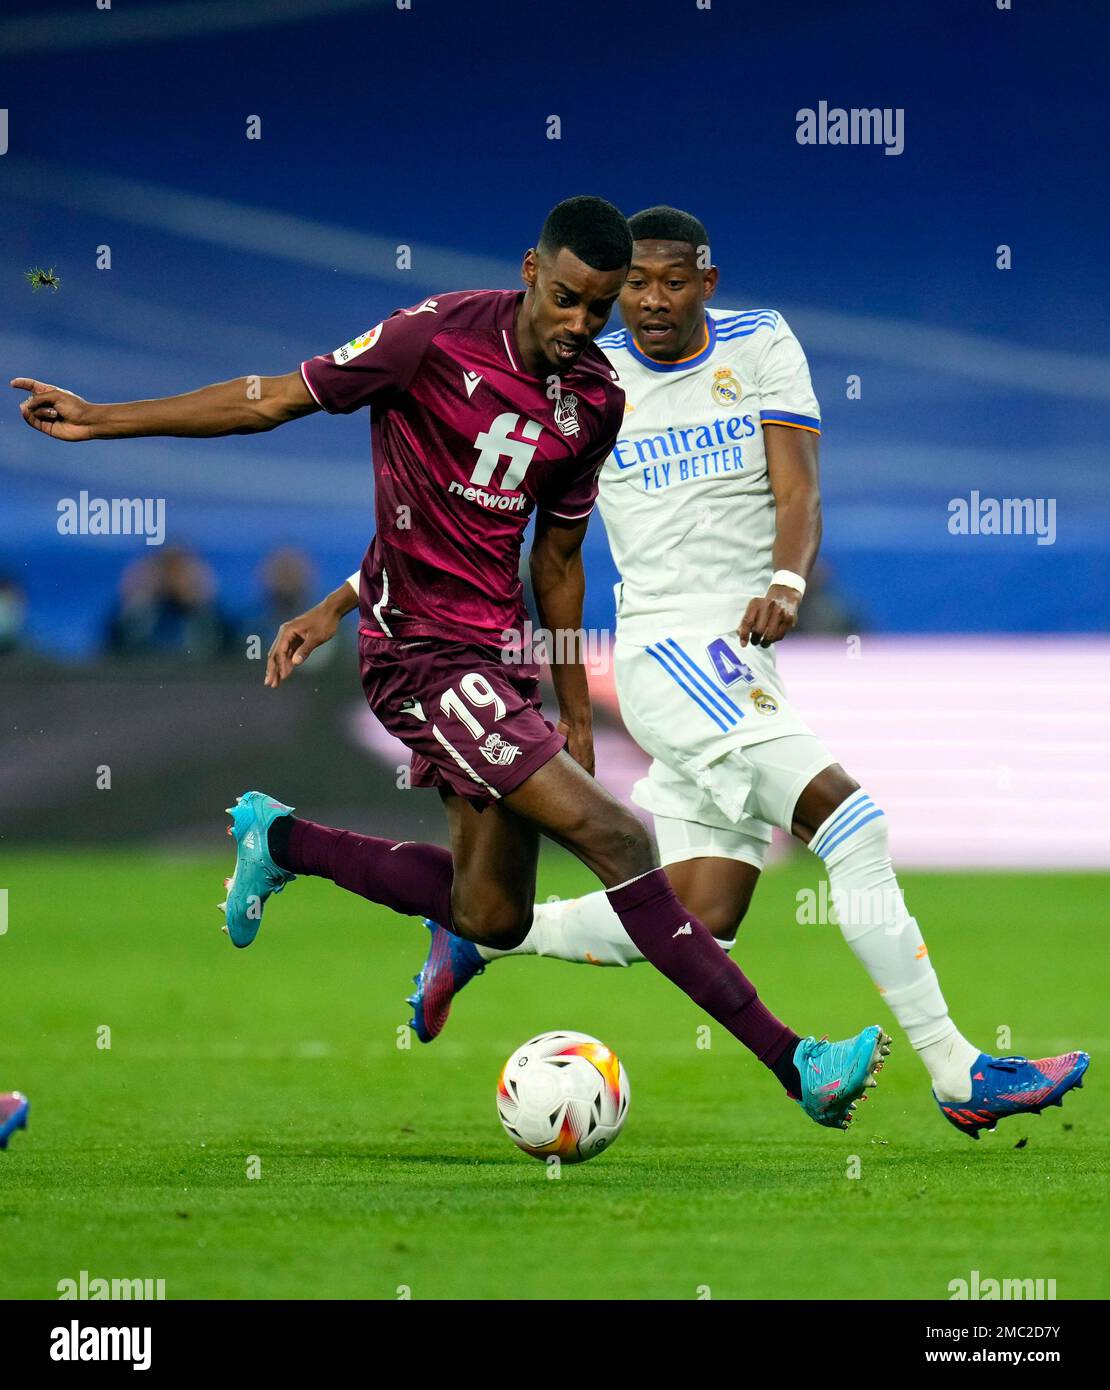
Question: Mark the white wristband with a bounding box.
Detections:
[770,569,806,596]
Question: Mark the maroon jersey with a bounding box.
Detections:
[301,290,625,648]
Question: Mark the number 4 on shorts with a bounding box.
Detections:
[706,637,755,687]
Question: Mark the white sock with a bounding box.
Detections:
[476,891,734,967]
[810,790,981,1101]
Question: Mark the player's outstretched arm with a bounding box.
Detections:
[10,369,319,442]
[529,513,595,775]
[738,423,822,648]
[264,574,359,688]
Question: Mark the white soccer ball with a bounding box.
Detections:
[496,1030,630,1163]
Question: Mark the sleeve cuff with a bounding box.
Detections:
[760,409,821,434]
[300,360,328,411]
[542,506,595,521]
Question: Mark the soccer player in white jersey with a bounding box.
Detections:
[270,206,1088,1139]
[0,1091,29,1149]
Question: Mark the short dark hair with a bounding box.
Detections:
[628,205,709,259]
[537,196,632,272]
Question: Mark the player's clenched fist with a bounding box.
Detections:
[737,584,802,648]
[10,377,96,441]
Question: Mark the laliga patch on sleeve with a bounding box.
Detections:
[332,323,383,364]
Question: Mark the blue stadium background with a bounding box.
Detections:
[2,0,1108,657]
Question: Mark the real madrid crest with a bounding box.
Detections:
[750,686,779,715]
[711,367,742,407]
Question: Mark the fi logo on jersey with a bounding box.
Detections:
[711,368,742,407]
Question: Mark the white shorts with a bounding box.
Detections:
[613,625,837,873]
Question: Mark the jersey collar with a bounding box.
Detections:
[624,314,716,372]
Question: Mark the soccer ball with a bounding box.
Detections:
[496,1030,630,1163]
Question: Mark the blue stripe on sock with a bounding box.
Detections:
[817,807,885,860]
[810,791,873,858]
[811,795,872,856]
[646,645,734,732]
[812,799,876,860]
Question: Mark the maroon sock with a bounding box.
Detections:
[280,817,455,927]
[607,868,799,1077]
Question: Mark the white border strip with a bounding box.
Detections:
[431,725,501,799]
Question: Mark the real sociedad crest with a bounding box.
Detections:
[479,732,522,765]
[711,368,741,406]
[554,391,581,437]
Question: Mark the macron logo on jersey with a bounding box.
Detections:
[463,371,483,398]
[402,298,438,316]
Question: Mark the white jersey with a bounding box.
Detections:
[595,307,820,636]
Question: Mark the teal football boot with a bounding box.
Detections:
[219,791,296,948]
[795,1025,891,1129]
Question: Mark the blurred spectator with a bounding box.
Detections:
[250,547,316,639]
[106,546,233,658]
[0,574,27,655]
[246,546,352,673]
[792,560,864,636]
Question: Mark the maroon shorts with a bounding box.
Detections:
[359,632,566,808]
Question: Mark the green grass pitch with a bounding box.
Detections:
[1,850,1105,1300]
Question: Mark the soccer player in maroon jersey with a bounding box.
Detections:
[11,197,888,1128]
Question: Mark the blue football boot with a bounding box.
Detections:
[406,919,485,1043]
[935,1050,1090,1138]
[0,1092,29,1150]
